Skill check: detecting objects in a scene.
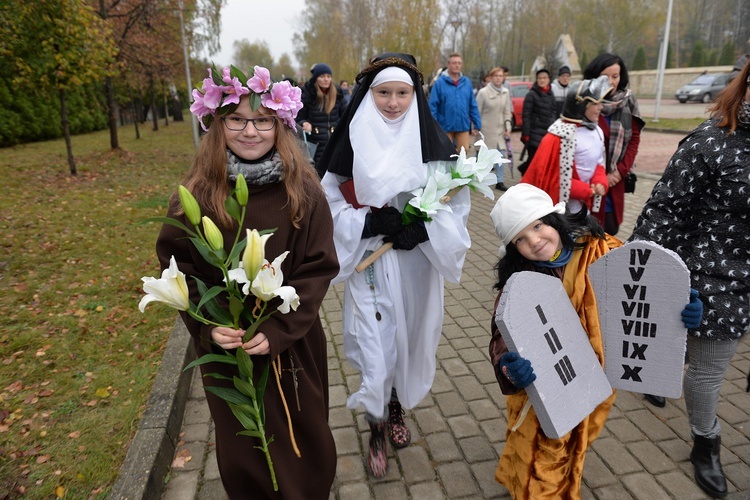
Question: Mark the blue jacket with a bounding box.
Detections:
[429,72,482,133]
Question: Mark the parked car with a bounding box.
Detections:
[509,81,532,129]
[675,73,730,103]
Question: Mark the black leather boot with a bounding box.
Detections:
[644,394,666,407]
[691,435,728,498]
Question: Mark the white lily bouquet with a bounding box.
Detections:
[356,138,509,271]
[138,175,297,491]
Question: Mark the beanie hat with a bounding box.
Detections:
[311,63,333,80]
[536,68,550,78]
[490,184,566,258]
[558,66,571,76]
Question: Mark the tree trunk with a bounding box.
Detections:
[129,87,141,140]
[105,76,120,149]
[150,77,158,131]
[98,0,119,150]
[60,88,77,175]
[163,85,169,127]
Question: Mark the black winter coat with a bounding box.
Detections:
[296,80,346,165]
[521,84,557,149]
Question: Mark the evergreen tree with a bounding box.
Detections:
[718,41,735,65]
[689,40,706,67]
[632,46,647,70]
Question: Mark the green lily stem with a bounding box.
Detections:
[226,204,247,268]
[187,309,234,329]
[254,397,278,491]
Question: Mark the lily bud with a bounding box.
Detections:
[235,174,248,206]
[242,229,272,282]
[202,216,224,251]
[178,185,201,226]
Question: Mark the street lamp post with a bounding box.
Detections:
[450,20,462,52]
[178,0,200,148]
[653,0,674,123]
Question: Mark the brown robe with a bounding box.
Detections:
[156,178,339,499]
[489,235,621,499]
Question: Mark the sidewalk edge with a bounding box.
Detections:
[109,317,195,500]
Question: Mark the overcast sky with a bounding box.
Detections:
[205,0,307,68]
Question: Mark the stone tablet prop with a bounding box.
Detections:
[589,240,689,398]
[494,271,613,439]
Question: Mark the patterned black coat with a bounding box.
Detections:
[630,120,750,340]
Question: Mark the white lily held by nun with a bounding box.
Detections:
[450,138,509,200]
[408,174,453,217]
[139,256,190,312]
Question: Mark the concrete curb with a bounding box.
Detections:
[110,318,195,500]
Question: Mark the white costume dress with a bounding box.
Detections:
[321,77,471,418]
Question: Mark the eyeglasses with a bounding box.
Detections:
[222,116,276,131]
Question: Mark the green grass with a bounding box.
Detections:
[0,120,196,498]
[640,116,705,133]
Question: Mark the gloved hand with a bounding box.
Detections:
[682,288,703,329]
[365,206,403,236]
[383,220,428,250]
[521,135,529,144]
[498,352,536,389]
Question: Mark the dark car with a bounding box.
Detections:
[509,81,532,129]
[675,73,730,103]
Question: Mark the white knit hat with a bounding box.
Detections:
[490,183,566,258]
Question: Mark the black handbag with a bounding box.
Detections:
[624,171,637,193]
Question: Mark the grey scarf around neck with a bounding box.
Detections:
[226,150,285,185]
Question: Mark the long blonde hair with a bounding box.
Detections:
[177,99,320,229]
[316,80,338,115]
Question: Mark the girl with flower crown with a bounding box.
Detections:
[155,65,339,498]
[316,53,471,478]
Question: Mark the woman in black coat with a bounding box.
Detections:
[519,69,557,174]
[296,63,346,174]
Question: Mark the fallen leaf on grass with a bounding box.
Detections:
[95,388,110,398]
[68,431,80,439]
[36,454,50,464]
[55,485,65,497]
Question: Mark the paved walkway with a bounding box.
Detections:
[162,131,750,500]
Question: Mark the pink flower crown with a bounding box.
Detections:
[190,65,302,131]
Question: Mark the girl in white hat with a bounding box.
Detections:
[487,184,701,498]
[488,183,619,498]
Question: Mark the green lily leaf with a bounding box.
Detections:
[193,277,234,325]
[225,196,241,222]
[204,386,252,405]
[184,353,238,371]
[201,372,233,381]
[229,402,259,430]
[238,429,264,439]
[256,363,271,418]
[229,295,244,325]
[227,237,247,269]
[235,346,255,378]
[138,216,198,238]
[190,237,225,268]
[233,375,257,399]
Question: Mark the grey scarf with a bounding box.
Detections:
[226,150,285,185]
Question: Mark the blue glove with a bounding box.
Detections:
[498,352,536,389]
[682,289,703,329]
